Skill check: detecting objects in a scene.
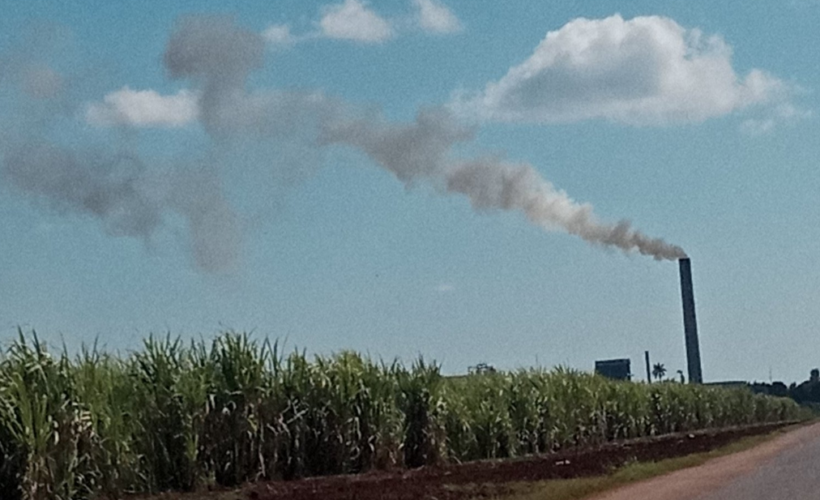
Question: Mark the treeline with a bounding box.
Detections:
[0,331,805,500]
[749,369,820,406]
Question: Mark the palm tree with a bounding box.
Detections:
[652,363,667,381]
[677,370,685,383]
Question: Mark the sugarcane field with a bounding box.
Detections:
[0,332,809,500]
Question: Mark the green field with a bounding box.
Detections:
[0,331,803,500]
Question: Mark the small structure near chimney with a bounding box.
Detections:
[595,358,631,381]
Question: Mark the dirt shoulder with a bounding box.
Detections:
[139,421,805,500]
[237,421,797,500]
[587,421,820,500]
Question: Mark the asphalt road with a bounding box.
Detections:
[591,421,820,500]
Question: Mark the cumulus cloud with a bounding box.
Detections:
[85,87,199,127]
[451,14,795,126]
[318,0,393,43]
[412,0,462,34]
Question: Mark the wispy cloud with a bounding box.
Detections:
[450,15,800,127]
[261,0,462,48]
[318,0,394,43]
[435,283,456,293]
[412,0,462,34]
[86,87,199,127]
[740,102,811,135]
[262,24,296,47]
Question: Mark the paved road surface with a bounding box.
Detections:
[590,422,820,500]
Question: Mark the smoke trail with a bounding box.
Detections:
[163,15,265,137]
[323,108,686,260]
[163,15,686,261]
[445,159,686,260]
[3,142,164,238]
[320,107,473,183]
[1,141,242,272]
[164,15,343,142]
[1,15,685,272]
[0,25,243,273]
[167,167,241,272]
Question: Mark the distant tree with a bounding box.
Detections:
[788,370,820,404]
[652,363,667,381]
[677,370,685,383]
[749,381,789,397]
[771,381,788,397]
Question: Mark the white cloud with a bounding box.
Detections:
[450,14,795,126]
[262,0,460,46]
[740,102,811,135]
[435,283,455,293]
[318,0,393,43]
[86,87,199,127]
[262,24,295,46]
[413,0,462,34]
[740,118,776,136]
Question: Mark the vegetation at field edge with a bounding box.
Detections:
[0,330,806,500]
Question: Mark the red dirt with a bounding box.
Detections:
[147,421,797,500]
[590,421,820,500]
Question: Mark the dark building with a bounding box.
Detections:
[595,358,631,381]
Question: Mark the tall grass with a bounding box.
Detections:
[0,330,804,499]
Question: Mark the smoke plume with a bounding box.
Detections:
[322,107,685,260]
[1,15,685,273]
[163,15,265,137]
[445,159,686,260]
[2,141,241,273]
[0,23,242,273]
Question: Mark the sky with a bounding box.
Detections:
[1,0,819,384]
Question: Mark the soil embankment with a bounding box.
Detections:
[221,421,796,500]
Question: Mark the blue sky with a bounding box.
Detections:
[1,1,818,384]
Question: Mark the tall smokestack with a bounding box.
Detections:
[679,258,703,384]
[645,350,652,384]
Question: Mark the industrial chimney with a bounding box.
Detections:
[679,258,703,384]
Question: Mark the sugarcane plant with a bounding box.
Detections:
[0,330,807,500]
